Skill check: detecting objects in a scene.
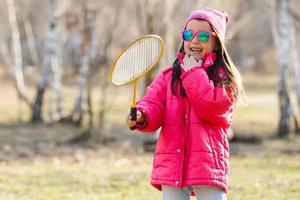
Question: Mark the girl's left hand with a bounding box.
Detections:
[182,54,202,71]
[126,110,146,129]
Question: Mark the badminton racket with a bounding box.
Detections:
[109,35,164,130]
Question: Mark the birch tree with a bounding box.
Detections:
[31,0,62,122]
[23,13,39,67]
[272,0,299,136]
[134,0,182,95]
[62,0,98,127]
[6,0,26,121]
[288,8,300,133]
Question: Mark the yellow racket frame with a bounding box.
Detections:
[109,34,164,108]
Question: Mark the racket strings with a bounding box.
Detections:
[112,37,162,85]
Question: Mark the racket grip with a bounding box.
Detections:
[130,107,137,130]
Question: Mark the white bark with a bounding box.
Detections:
[49,0,63,120]
[23,14,39,66]
[38,0,61,121]
[0,41,32,107]
[6,0,24,90]
[32,0,62,122]
[70,2,97,126]
[0,41,13,74]
[288,15,300,121]
[72,51,89,122]
[6,0,25,121]
[50,45,63,120]
[162,0,180,67]
[272,0,295,136]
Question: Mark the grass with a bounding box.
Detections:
[0,143,160,200]
[0,142,299,200]
[0,72,300,199]
[229,153,300,199]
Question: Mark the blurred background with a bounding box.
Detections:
[0,0,300,199]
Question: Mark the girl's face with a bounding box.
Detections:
[183,20,217,61]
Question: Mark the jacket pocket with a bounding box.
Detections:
[152,153,180,181]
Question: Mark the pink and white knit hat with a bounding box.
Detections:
[184,7,229,42]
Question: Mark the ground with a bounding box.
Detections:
[0,72,300,199]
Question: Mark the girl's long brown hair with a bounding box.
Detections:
[171,33,246,104]
[214,29,246,104]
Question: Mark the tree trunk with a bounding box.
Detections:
[273,0,295,136]
[98,67,109,131]
[23,14,39,66]
[6,0,25,122]
[31,0,61,123]
[0,41,32,107]
[65,3,96,127]
[70,52,89,126]
[87,82,93,129]
[288,10,300,133]
[31,85,46,122]
[50,42,63,120]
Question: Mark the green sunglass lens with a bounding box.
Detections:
[198,32,210,42]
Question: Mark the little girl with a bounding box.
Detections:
[127,7,245,200]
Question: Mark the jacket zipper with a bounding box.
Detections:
[178,100,191,187]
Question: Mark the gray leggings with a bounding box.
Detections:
[162,185,227,200]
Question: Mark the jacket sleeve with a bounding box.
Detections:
[136,71,166,132]
[181,67,235,128]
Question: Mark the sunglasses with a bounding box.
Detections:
[181,30,216,43]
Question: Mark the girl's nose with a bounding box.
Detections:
[191,35,201,44]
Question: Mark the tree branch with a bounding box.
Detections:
[289,7,300,21]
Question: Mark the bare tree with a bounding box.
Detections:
[272,0,299,136]
[6,0,26,122]
[22,13,39,67]
[31,0,62,122]
[134,0,183,94]
[62,0,98,127]
[288,7,300,133]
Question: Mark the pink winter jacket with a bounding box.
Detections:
[136,53,235,193]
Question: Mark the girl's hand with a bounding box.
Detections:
[126,110,146,129]
[182,54,202,71]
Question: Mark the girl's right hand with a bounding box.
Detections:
[126,110,146,129]
[182,54,202,71]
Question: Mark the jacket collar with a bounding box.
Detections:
[201,52,217,70]
[177,51,217,72]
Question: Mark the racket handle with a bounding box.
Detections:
[130,107,137,130]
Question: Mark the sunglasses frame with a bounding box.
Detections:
[181,29,217,43]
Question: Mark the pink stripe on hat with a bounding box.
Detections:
[184,7,229,42]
